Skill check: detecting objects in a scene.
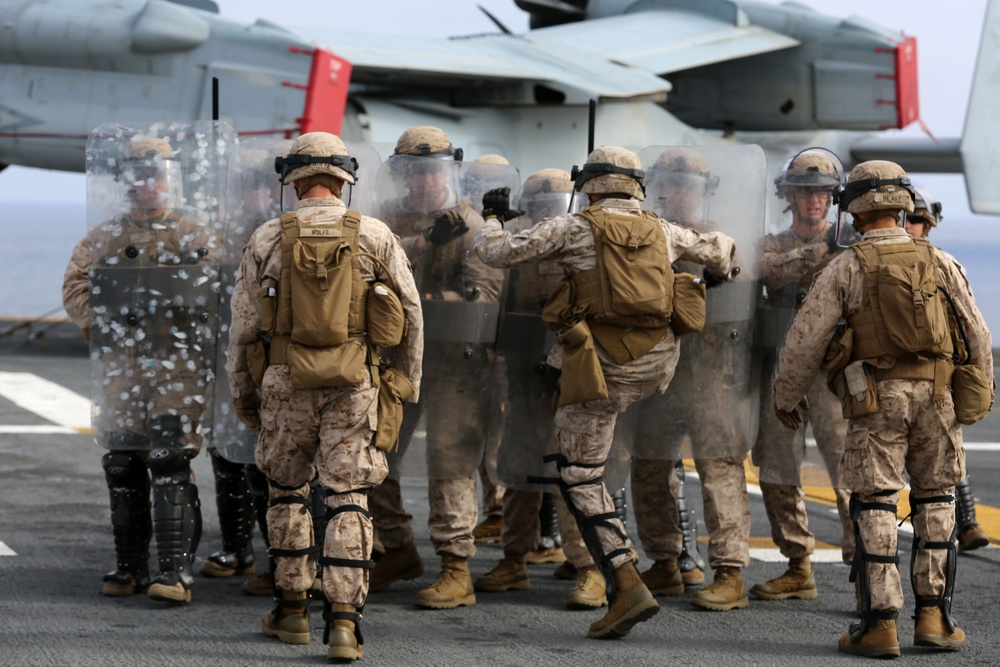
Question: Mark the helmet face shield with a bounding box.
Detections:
[524,191,574,223]
[119,155,182,211]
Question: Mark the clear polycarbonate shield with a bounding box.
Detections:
[485,179,590,490]
[753,146,850,489]
[213,137,288,463]
[85,121,236,450]
[343,141,382,215]
[373,155,511,478]
[624,144,767,461]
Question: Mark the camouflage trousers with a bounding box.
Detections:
[255,366,387,607]
[501,489,594,568]
[754,373,854,563]
[632,456,751,569]
[553,377,661,571]
[369,474,478,558]
[479,458,504,519]
[842,380,965,613]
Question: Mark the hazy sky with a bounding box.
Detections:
[0,0,993,239]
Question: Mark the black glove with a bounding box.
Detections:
[423,210,469,246]
[702,266,738,289]
[481,187,524,224]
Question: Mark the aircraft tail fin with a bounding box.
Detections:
[960,0,1000,214]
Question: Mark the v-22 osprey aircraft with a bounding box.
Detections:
[0,0,999,215]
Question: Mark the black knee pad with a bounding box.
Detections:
[103,451,148,488]
[148,446,190,485]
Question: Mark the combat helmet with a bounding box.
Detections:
[839,160,915,216]
[650,147,718,196]
[572,146,645,200]
[911,186,942,227]
[120,134,182,207]
[522,168,574,220]
[774,148,843,198]
[473,154,509,166]
[275,132,357,186]
[394,126,463,160]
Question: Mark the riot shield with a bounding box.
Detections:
[620,145,767,462]
[753,147,850,489]
[372,155,512,478]
[212,138,289,463]
[85,121,236,451]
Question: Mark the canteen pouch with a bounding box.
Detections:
[670,272,706,336]
[375,367,416,453]
[952,364,994,425]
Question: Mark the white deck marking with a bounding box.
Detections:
[0,371,91,432]
[0,542,16,556]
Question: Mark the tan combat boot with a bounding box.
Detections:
[566,565,607,610]
[640,559,684,596]
[327,603,363,662]
[690,566,748,611]
[914,607,967,649]
[414,555,476,609]
[472,515,503,544]
[681,567,705,587]
[525,545,567,564]
[838,619,900,658]
[587,562,659,638]
[749,556,817,601]
[242,569,274,596]
[474,557,531,592]
[262,590,310,645]
[369,541,424,592]
[959,523,989,552]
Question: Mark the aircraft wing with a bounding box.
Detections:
[298,28,676,102]
[525,8,800,75]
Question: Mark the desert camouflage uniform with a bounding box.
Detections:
[755,227,854,563]
[476,197,735,571]
[227,196,423,606]
[63,212,215,452]
[369,199,503,559]
[774,226,992,614]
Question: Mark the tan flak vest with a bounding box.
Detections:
[261,210,371,389]
[543,205,673,364]
[848,237,954,395]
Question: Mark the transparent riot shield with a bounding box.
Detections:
[85,121,236,451]
[372,155,512,478]
[344,141,383,215]
[753,147,850,489]
[212,137,289,463]
[618,145,767,463]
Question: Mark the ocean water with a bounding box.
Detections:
[3,202,1000,340]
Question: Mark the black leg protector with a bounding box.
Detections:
[611,486,628,529]
[102,451,152,589]
[537,492,562,550]
[848,492,901,640]
[954,478,979,534]
[206,447,255,570]
[676,460,706,574]
[310,476,330,558]
[534,454,631,603]
[148,442,201,591]
[245,465,271,549]
[319,489,373,647]
[909,494,959,634]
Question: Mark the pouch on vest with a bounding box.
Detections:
[542,278,576,331]
[375,367,416,453]
[830,360,879,419]
[952,364,994,425]
[876,261,950,355]
[823,324,854,392]
[555,320,608,407]
[290,236,352,347]
[670,272,706,336]
[258,278,278,335]
[367,282,406,348]
[595,211,671,318]
[286,339,367,390]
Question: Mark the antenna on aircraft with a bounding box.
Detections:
[478,5,513,34]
